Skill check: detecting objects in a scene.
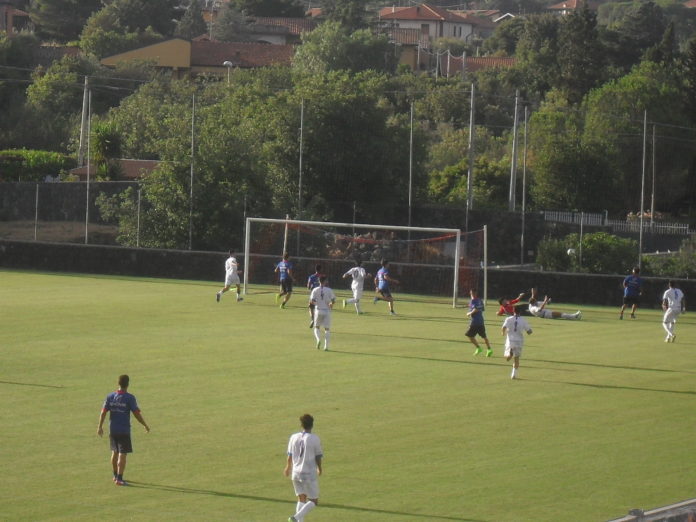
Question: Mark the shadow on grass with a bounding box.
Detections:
[0,380,64,388]
[536,379,696,396]
[525,357,696,374]
[329,349,564,372]
[126,481,479,521]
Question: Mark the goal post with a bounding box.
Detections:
[244,217,487,308]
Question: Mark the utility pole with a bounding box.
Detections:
[466,83,475,233]
[508,90,520,211]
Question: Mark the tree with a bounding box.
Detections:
[29,0,102,42]
[230,0,304,17]
[322,0,369,31]
[644,22,677,66]
[682,35,696,125]
[556,5,605,104]
[212,3,252,42]
[606,1,666,72]
[175,0,208,40]
[482,17,526,56]
[80,0,177,58]
[293,21,397,75]
[515,14,561,99]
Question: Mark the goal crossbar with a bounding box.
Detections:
[244,217,486,308]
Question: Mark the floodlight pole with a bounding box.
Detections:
[638,110,647,268]
[84,88,92,244]
[508,90,520,211]
[189,93,196,251]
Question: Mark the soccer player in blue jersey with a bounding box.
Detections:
[275,252,294,308]
[466,288,492,357]
[620,267,643,320]
[97,375,150,486]
[307,264,324,328]
[373,259,399,315]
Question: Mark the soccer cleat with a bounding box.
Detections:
[665,335,672,343]
[289,517,298,522]
[216,292,220,302]
[323,346,329,351]
[672,334,676,343]
[309,321,314,329]
[630,313,636,319]
[316,340,321,350]
[619,313,623,320]
[575,311,582,320]
[236,295,243,302]
[275,294,280,304]
[486,348,493,357]
[115,479,128,486]
[342,299,346,309]
[473,347,482,356]
[390,311,396,316]
[280,303,285,309]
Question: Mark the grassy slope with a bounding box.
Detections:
[1,270,694,521]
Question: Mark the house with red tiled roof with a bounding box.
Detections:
[100,38,294,80]
[547,0,599,15]
[684,0,696,7]
[449,10,497,38]
[379,3,477,42]
[248,16,317,45]
[0,2,30,36]
[69,159,161,181]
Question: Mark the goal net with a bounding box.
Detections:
[243,218,487,307]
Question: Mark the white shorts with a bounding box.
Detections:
[504,342,523,358]
[663,308,682,324]
[533,309,553,319]
[292,476,319,499]
[351,282,364,300]
[225,272,240,286]
[314,310,331,329]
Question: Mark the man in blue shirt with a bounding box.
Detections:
[275,252,294,309]
[620,267,643,320]
[373,259,399,315]
[97,375,150,486]
[466,288,492,357]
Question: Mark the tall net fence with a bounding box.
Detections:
[244,218,485,303]
[0,181,139,245]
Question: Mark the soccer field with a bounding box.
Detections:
[2,269,695,521]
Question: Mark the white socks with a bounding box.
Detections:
[295,500,316,519]
[313,329,330,349]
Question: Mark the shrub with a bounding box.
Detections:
[0,149,76,181]
[536,231,637,274]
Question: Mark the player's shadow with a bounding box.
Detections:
[0,380,64,388]
[535,379,696,396]
[126,481,479,521]
[330,349,567,372]
[525,357,696,374]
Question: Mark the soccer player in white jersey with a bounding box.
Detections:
[662,280,686,342]
[284,414,323,522]
[309,276,336,351]
[502,308,533,379]
[216,250,242,302]
[528,289,580,320]
[341,260,371,314]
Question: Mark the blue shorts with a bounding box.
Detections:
[281,279,293,294]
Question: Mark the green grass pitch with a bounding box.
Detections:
[2,269,695,521]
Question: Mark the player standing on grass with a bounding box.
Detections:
[620,267,643,320]
[307,264,323,328]
[310,276,336,351]
[374,259,399,315]
[342,260,370,315]
[275,252,294,308]
[502,307,533,379]
[97,374,150,486]
[466,288,492,357]
[216,250,243,303]
[662,280,685,342]
[284,414,323,522]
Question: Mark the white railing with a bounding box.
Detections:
[543,210,690,235]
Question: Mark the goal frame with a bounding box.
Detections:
[244,217,487,308]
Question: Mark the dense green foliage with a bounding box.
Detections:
[537,231,638,274]
[0,149,76,181]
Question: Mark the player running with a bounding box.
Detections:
[307,264,324,328]
[662,280,685,343]
[502,307,533,379]
[310,276,336,351]
[466,288,492,357]
[373,259,399,315]
[342,260,371,315]
[216,250,243,303]
[275,253,294,309]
